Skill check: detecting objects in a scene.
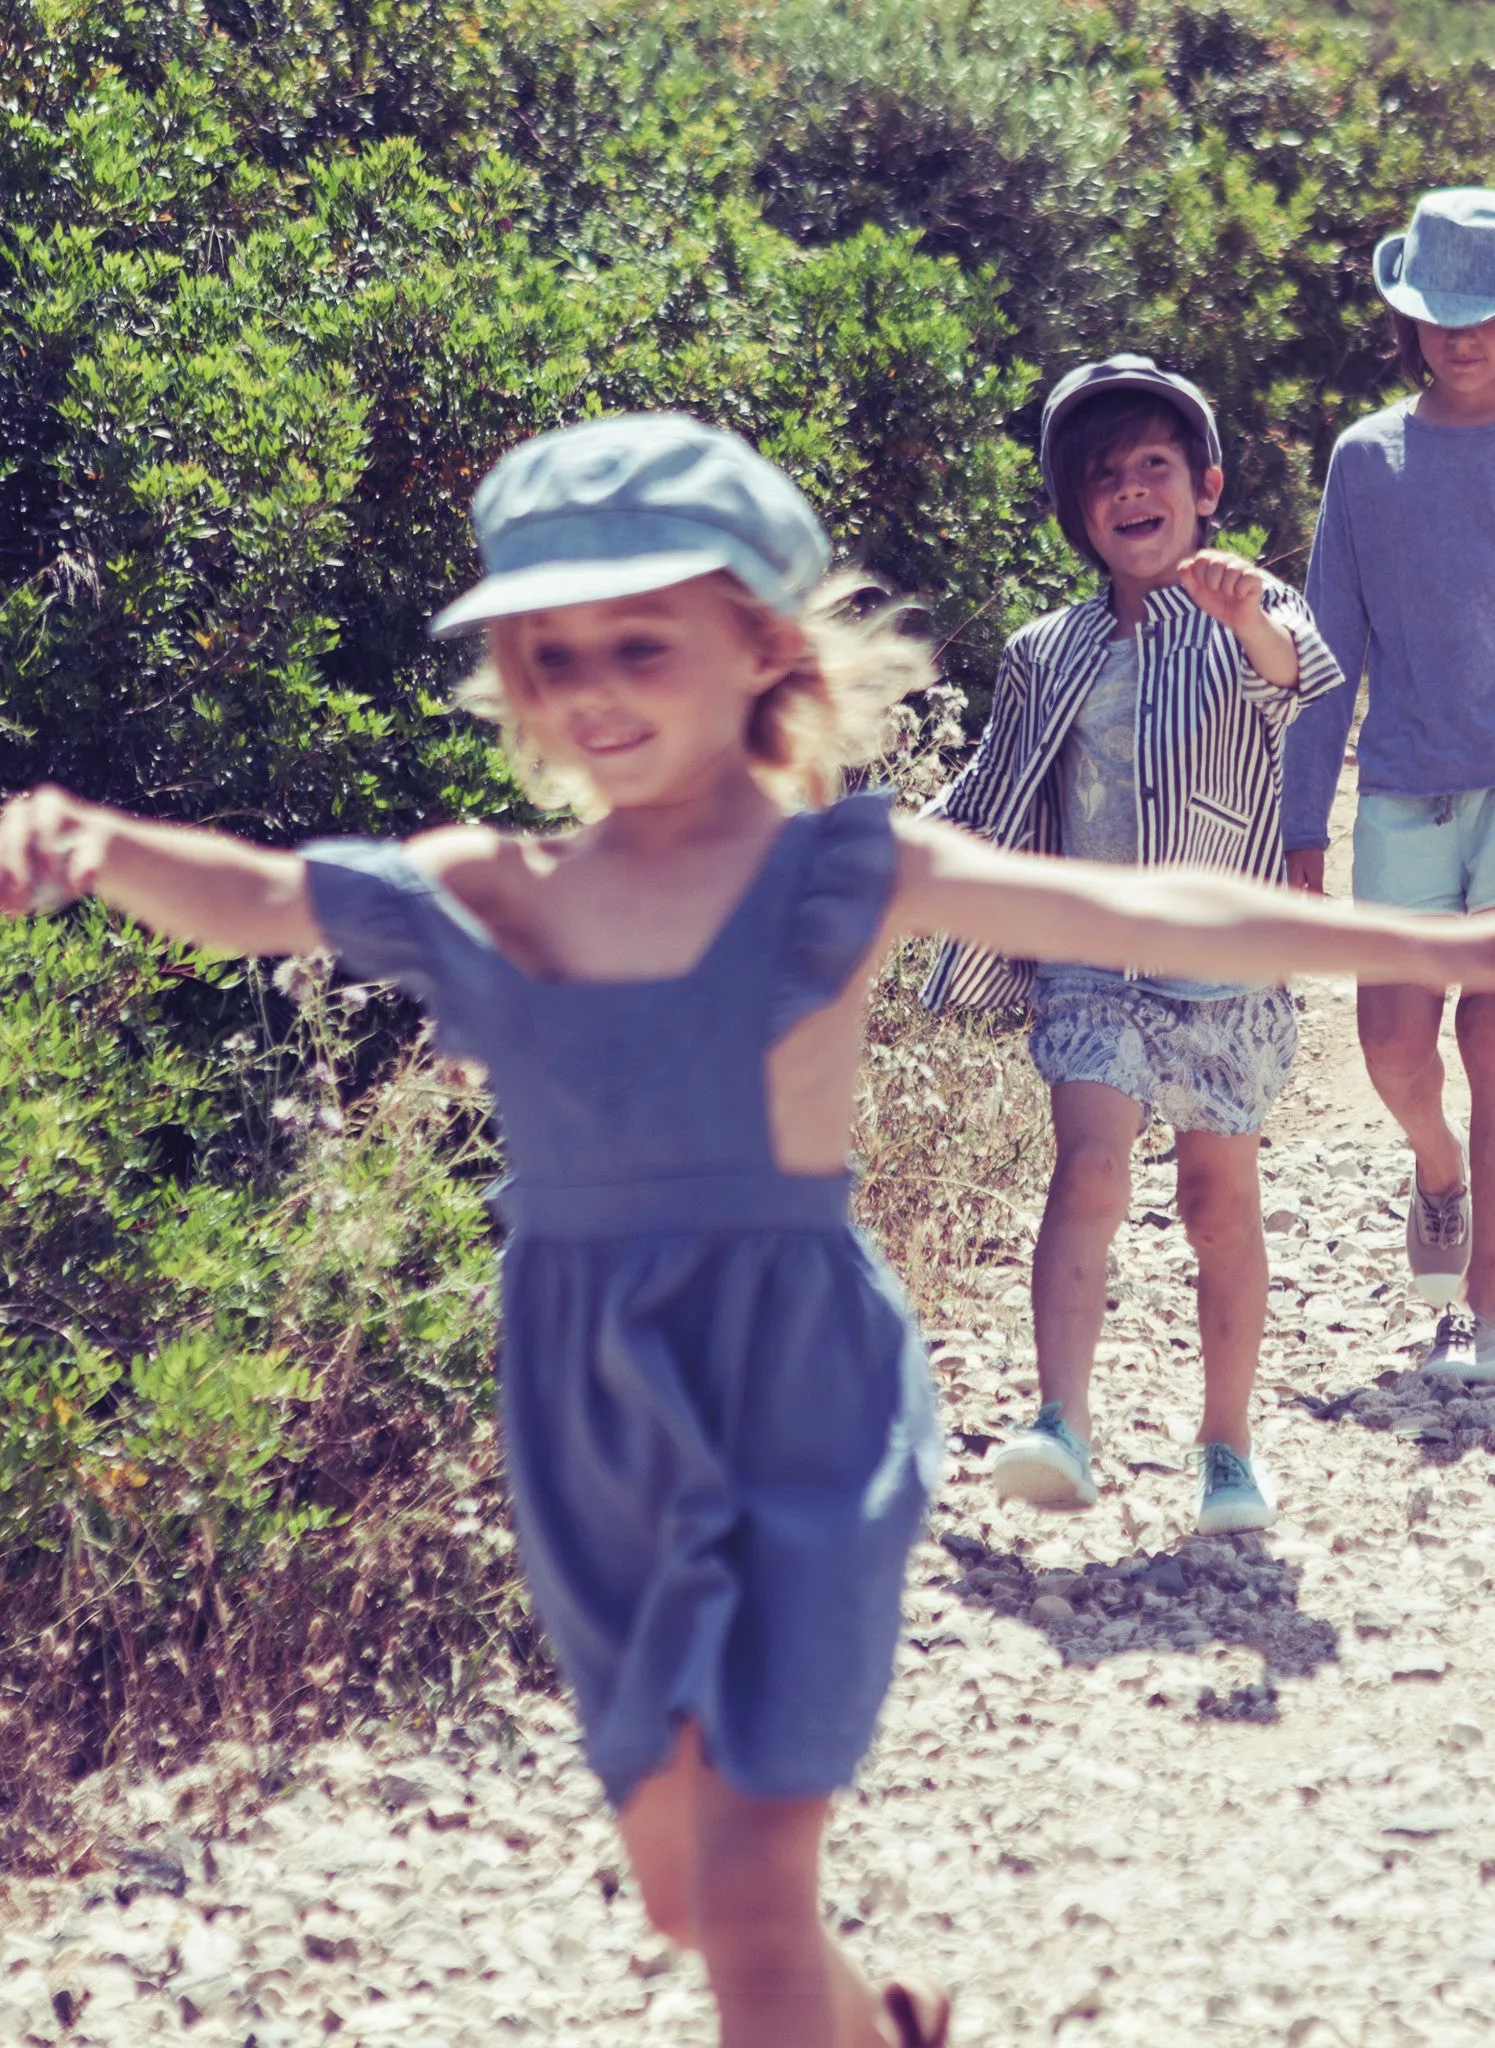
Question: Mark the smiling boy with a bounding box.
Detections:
[924,354,1344,1532]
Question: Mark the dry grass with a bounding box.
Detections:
[855,933,1051,1322]
[850,683,1058,1315]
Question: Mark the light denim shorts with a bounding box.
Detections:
[1353,789,1495,914]
[1028,979,1298,1137]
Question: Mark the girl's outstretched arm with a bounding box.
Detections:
[0,786,320,955]
[893,814,1495,992]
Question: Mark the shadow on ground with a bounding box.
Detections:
[937,1530,1337,1723]
[1292,1367,1495,1468]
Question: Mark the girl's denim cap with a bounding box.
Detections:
[1375,188,1495,329]
[430,412,831,638]
[1039,353,1221,499]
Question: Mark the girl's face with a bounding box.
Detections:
[1417,316,1495,407]
[495,576,796,808]
[1081,429,1224,589]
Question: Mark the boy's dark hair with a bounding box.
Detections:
[1389,308,1433,389]
[1048,390,1215,573]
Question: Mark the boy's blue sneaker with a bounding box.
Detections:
[991,1401,1097,1510]
[1191,1442,1276,1536]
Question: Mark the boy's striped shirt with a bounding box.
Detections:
[922,578,1344,1013]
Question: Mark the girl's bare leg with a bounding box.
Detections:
[617,1720,707,1951]
[1173,1127,1267,1450]
[1030,1081,1141,1441]
[693,1769,839,2048]
[618,1721,901,2046]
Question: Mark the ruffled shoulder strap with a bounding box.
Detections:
[303,839,439,987]
[300,838,497,1061]
[768,789,898,1042]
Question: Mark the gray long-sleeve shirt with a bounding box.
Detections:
[1281,400,1495,851]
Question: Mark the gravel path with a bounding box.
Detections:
[7,783,1495,2046]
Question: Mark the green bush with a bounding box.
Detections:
[0,0,1050,823]
[8,0,1495,798]
[1306,0,1495,63]
[0,916,513,1863]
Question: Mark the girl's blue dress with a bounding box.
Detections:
[303,790,940,1808]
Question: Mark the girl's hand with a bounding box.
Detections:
[0,786,106,916]
[1177,550,1265,634]
[0,788,314,950]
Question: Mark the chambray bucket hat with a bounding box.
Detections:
[429,413,831,638]
[1039,353,1222,499]
[1374,188,1495,329]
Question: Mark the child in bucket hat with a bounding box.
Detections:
[1284,191,1495,1380]
[7,411,1495,2045]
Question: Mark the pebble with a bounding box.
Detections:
[1029,1594,1076,1624]
[1384,1806,1460,1838]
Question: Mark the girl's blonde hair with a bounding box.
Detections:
[457,569,937,813]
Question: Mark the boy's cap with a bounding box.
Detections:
[429,412,831,638]
[1039,354,1222,499]
[1374,188,1495,329]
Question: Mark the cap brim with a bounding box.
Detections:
[428,549,732,639]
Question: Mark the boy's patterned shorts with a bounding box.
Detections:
[1028,981,1298,1137]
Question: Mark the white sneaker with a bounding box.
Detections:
[1406,1125,1472,1307]
[1464,1312,1495,1385]
[1424,1305,1481,1377]
[991,1401,1097,1510]
[1191,1442,1277,1535]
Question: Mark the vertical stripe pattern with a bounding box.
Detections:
[921,578,1344,1013]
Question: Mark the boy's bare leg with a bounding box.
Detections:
[619,1722,899,2047]
[1358,983,1465,1192]
[1173,1129,1268,1451]
[1031,1081,1141,1442]
[1455,991,1495,1316]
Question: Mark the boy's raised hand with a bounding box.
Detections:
[0,785,103,916]
[1178,549,1300,688]
[1177,549,1265,634]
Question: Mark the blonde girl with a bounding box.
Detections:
[5,413,1495,2048]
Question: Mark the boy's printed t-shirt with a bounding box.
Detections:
[922,577,1344,1015]
[1042,632,1245,1001]
[1051,635,1141,867]
[1282,401,1495,852]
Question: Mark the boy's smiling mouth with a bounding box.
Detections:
[1113,513,1165,538]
